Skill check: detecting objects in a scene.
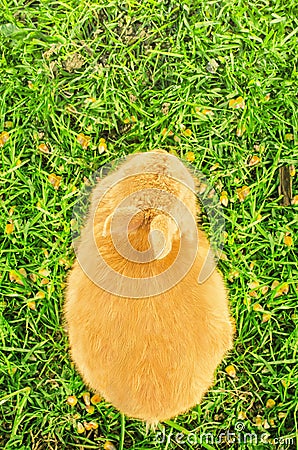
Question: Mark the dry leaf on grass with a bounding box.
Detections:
[225,365,237,378]
[48,173,62,190]
[0,131,9,147]
[237,185,250,202]
[229,96,245,109]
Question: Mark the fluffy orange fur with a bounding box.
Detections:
[64,150,234,425]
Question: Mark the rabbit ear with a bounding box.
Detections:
[102,208,144,237]
[149,214,179,260]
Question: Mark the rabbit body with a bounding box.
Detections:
[64,151,233,424]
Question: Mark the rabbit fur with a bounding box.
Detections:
[64,150,234,425]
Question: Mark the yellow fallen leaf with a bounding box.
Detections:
[201,108,214,116]
[249,290,258,298]
[173,135,181,142]
[82,391,90,406]
[40,278,49,285]
[253,303,263,311]
[210,162,219,171]
[285,133,294,141]
[77,133,91,149]
[29,273,37,283]
[263,93,270,102]
[161,128,168,136]
[86,405,95,414]
[271,280,279,290]
[123,117,130,124]
[19,267,27,278]
[38,143,49,154]
[284,235,293,246]
[67,395,78,406]
[5,223,14,234]
[291,195,298,205]
[59,258,71,269]
[278,283,289,296]
[85,97,96,103]
[236,125,246,137]
[272,281,289,297]
[4,121,13,129]
[238,411,247,420]
[254,144,265,152]
[9,269,27,285]
[281,380,288,388]
[244,297,251,307]
[77,422,85,434]
[28,81,34,89]
[9,270,19,284]
[229,96,245,109]
[262,313,271,323]
[248,155,261,166]
[290,165,295,177]
[228,269,240,281]
[98,141,107,154]
[89,421,98,430]
[220,191,228,207]
[248,280,259,290]
[266,399,276,408]
[237,185,250,202]
[278,412,287,419]
[131,115,137,122]
[261,286,269,295]
[42,248,49,258]
[104,442,117,450]
[0,131,10,147]
[183,128,192,137]
[27,301,36,310]
[255,415,263,427]
[83,422,93,431]
[35,291,45,299]
[222,231,228,240]
[91,394,101,405]
[186,151,195,162]
[48,173,62,190]
[225,365,236,378]
[39,269,50,277]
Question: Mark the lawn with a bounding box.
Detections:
[0,0,297,449]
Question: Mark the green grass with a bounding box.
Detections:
[0,0,298,449]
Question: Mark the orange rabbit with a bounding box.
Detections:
[64,150,233,425]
